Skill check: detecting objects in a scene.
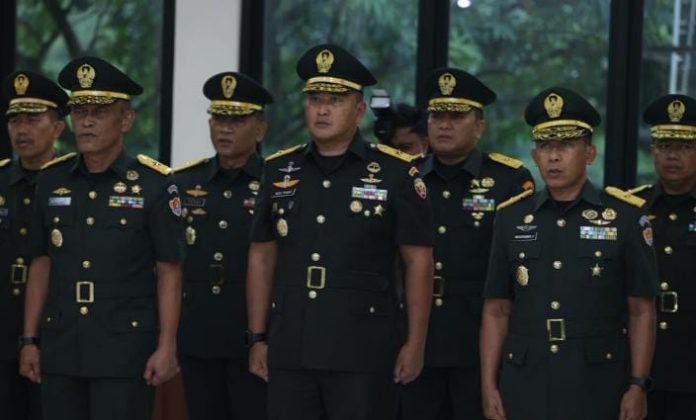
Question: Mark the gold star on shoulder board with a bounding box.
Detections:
[591,263,603,277]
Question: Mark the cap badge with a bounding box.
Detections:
[221,75,237,99]
[438,73,456,96]
[77,64,96,89]
[667,100,685,122]
[544,93,564,118]
[316,49,335,74]
[14,74,29,95]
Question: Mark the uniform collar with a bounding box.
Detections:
[648,182,696,207]
[420,148,482,179]
[71,149,135,180]
[302,131,368,163]
[10,159,50,186]
[534,180,602,212]
[206,153,262,182]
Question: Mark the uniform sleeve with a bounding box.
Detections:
[393,168,434,246]
[483,213,514,299]
[250,168,275,242]
[27,175,48,258]
[622,211,659,297]
[147,175,186,262]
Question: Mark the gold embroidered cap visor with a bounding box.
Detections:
[207,100,263,116]
[427,97,483,113]
[67,90,131,106]
[532,119,594,141]
[6,97,58,115]
[650,124,696,140]
[302,77,362,93]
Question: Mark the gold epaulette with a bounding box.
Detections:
[173,158,208,173]
[265,144,304,161]
[0,158,11,168]
[605,186,646,208]
[373,143,416,162]
[489,152,523,169]
[40,152,77,170]
[137,154,172,175]
[628,184,653,195]
[496,188,534,211]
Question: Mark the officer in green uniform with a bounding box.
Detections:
[175,71,273,420]
[633,94,696,420]
[0,70,67,420]
[246,44,435,420]
[480,87,658,420]
[401,68,533,420]
[18,57,185,420]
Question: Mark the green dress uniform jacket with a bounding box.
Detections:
[28,151,185,378]
[418,150,532,367]
[250,134,434,373]
[483,182,658,420]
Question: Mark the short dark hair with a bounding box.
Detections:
[392,103,427,137]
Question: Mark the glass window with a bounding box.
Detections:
[15,0,164,157]
[449,0,611,184]
[263,0,418,153]
[638,0,696,185]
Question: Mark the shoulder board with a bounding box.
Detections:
[0,158,11,168]
[604,186,646,208]
[489,152,523,169]
[496,188,534,211]
[137,154,172,175]
[265,144,305,162]
[40,152,77,170]
[627,184,653,195]
[173,158,208,173]
[373,143,416,163]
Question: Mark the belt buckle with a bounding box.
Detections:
[76,281,94,303]
[546,318,566,342]
[209,264,225,286]
[10,264,27,285]
[433,276,445,297]
[660,291,678,313]
[306,266,326,290]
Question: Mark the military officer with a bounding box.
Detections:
[632,94,696,420]
[480,87,658,420]
[18,57,185,420]
[246,44,434,420]
[0,70,67,420]
[175,71,273,420]
[400,68,533,420]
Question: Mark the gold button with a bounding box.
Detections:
[223,190,232,198]
[508,353,513,360]
[605,352,613,360]
[16,258,24,265]
[278,208,285,215]
[19,228,28,236]
[82,260,91,269]
[659,321,668,330]
[316,215,326,224]
[550,301,560,310]
[322,180,331,188]
[211,285,221,294]
[550,344,559,354]
[437,226,447,234]
[362,210,370,217]
[556,218,566,227]
[435,262,443,270]
[219,220,228,229]
[89,191,97,199]
[660,282,669,291]
[12,288,21,296]
[669,213,678,221]
[187,216,194,223]
[442,190,451,199]
[622,328,628,335]
[435,298,443,307]
[594,250,602,258]
[664,246,673,255]
[213,252,223,261]
[311,253,320,262]
[120,218,127,225]
[308,290,318,299]
[86,217,95,225]
[518,252,526,259]
[369,306,376,314]
[80,306,89,315]
[46,316,52,323]
[271,302,276,309]
[131,321,139,328]
[23,197,31,205]
[553,261,562,269]
[53,216,60,224]
[474,221,480,227]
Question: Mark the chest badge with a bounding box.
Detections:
[51,229,63,247]
[367,162,381,174]
[279,162,301,174]
[276,218,289,237]
[185,226,196,245]
[126,170,139,181]
[52,187,71,196]
[113,182,127,194]
[516,265,529,286]
[481,177,495,188]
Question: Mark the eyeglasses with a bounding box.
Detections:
[652,141,696,153]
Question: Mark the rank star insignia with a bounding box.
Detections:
[591,263,603,277]
[126,170,139,181]
[602,208,617,221]
[481,177,495,188]
[131,185,142,194]
[374,204,385,216]
[249,181,261,192]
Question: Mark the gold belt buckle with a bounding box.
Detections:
[306,266,326,290]
[659,291,678,313]
[546,318,566,342]
[76,281,94,303]
[10,264,27,284]
[433,276,445,297]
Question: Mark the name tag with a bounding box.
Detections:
[352,186,388,201]
[580,226,618,241]
[513,232,537,241]
[49,197,71,206]
[463,195,495,211]
[183,197,205,207]
[109,196,145,209]
[272,189,296,199]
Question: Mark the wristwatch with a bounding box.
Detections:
[244,330,267,347]
[17,336,40,350]
[629,376,654,392]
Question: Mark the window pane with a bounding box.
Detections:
[15,0,164,157]
[263,0,418,153]
[638,0,696,185]
[449,0,611,184]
